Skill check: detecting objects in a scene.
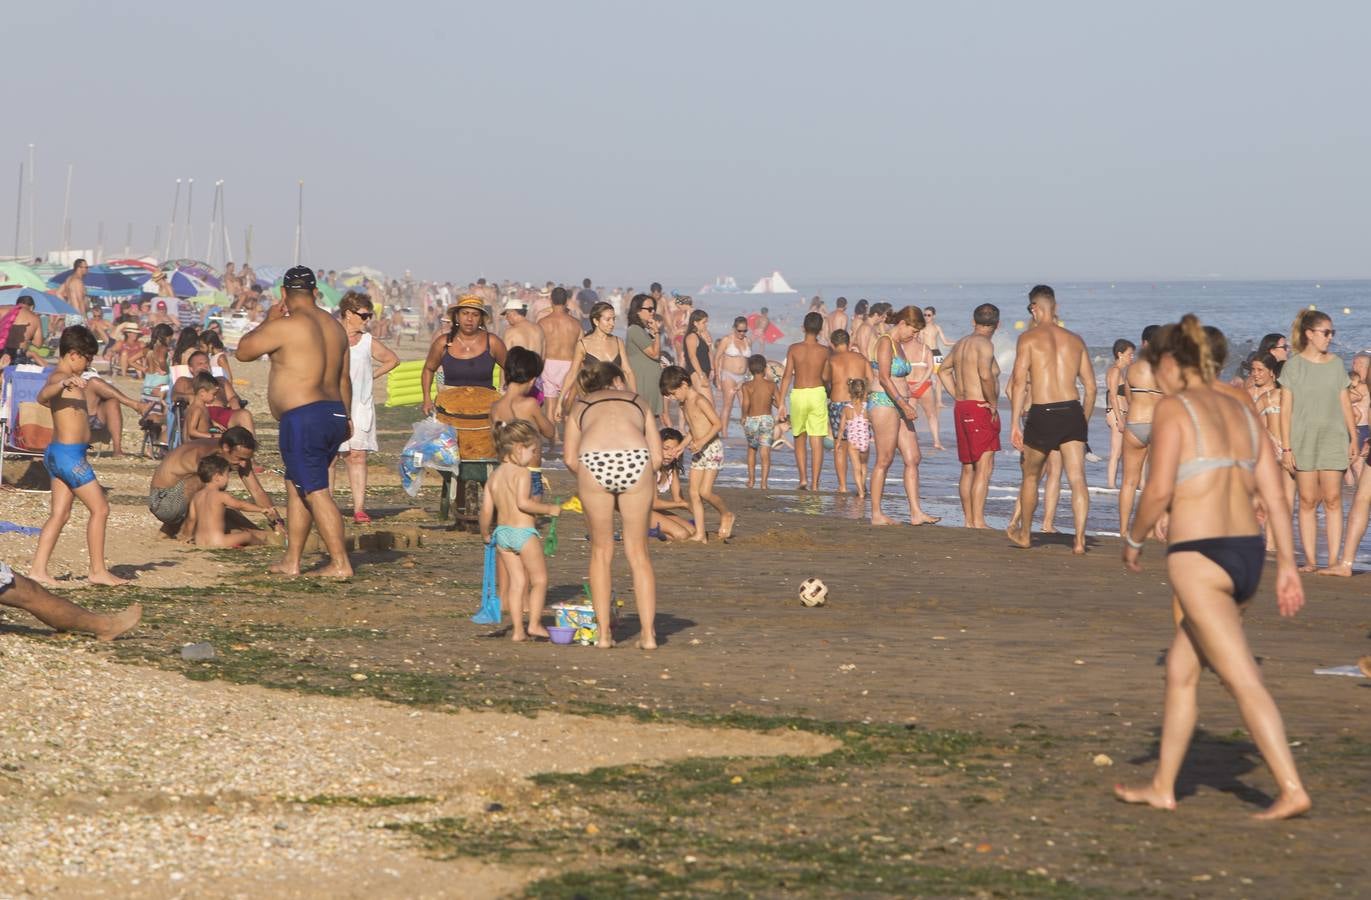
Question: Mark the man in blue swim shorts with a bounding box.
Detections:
[237,266,355,577]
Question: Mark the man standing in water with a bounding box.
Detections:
[236,266,353,577]
[1006,286,1095,554]
[778,312,832,491]
[938,303,1002,529]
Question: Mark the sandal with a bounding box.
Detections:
[353,511,373,525]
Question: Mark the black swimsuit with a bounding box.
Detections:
[683,333,711,377]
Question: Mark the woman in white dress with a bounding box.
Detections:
[334,292,399,523]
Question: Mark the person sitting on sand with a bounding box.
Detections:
[1118,315,1309,821]
[0,560,141,641]
[186,455,277,548]
[661,365,734,542]
[562,359,663,649]
[738,354,779,489]
[148,427,282,540]
[479,420,562,642]
[649,429,695,541]
[490,348,556,498]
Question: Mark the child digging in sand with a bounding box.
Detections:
[480,420,562,641]
[660,365,734,541]
[187,455,278,548]
[738,354,778,489]
[30,325,150,587]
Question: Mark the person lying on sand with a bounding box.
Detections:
[0,561,141,641]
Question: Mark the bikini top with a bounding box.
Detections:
[1174,393,1259,485]
[1128,383,1163,395]
[442,334,495,387]
[576,394,647,429]
[580,338,622,369]
[869,334,912,379]
[724,337,752,358]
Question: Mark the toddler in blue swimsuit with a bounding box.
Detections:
[479,420,562,642]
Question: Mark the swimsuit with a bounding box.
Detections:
[844,409,872,452]
[1126,422,1153,446]
[954,400,1001,464]
[207,406,234,430]
[788,385,829,437]
[580,448,652,493]
[1022,399,1089,453]
[278,399,350,495]
[148,479,190,524]
[492,525,540,553]
[43,442,96,490]
[541,358,572,397]
[581,339,622,369]
[691,436,723,470]
[440,335,496,387]
[1166,395,1263,603]
[867,334,912,410]
[743,414,776,449]
[828,400,849,439]
[683,334,712,377]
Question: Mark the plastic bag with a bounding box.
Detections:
[399,417,461,497]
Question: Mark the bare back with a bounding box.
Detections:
[238,301,348,419]
[1017,323,1089,405]
[1125,357,1161,424]
[827,348,869,402]
[786,340,830,389]
[945,333,999,402]
[505,319,544,355]
[539,309,580,362]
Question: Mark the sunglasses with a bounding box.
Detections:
[1312,329,1335,337]
[735,328,748,334]
[642,305,656,312]
[354,311,373,319]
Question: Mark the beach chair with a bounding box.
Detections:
[0,363,52,487]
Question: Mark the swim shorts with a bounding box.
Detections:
[279,400,350,495]
[743,414,776,449]
[827,401,849,441]
[954,400,1001,464]
[43,442,96,490]
[691,436,723,470]
[208,406,234,430]
[1022,399,1088,453]
[1358,424,1370,455]
[541,359,572,397]
[148,479,190,525]
[788,385,829,437]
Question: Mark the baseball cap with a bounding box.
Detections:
[282,266,317,291]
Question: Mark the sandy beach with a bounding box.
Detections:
[2,350,1368,896]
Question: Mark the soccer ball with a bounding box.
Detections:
[799,577,828,607]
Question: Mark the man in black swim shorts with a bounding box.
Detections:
[1006,285,1096,554]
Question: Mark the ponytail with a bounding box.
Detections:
[1290,309,1331,353]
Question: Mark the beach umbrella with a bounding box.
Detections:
[250,265,286,289]
[48,265,145,299]
[340,265,386,286]
[7,288,80,317]
[0,261,50,291]
[138,271,201,298]
[105,258,159,274]
[162,259,223,289]
[182,290,233,307]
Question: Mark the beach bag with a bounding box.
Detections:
[434,385,498,460]
[398,417,461,497]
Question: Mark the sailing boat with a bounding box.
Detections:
[748,271,797,294]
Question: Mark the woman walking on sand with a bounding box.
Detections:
[625,293,665,426]
[714,316,752,436]
[562,359,663,649]
[333,292,399,523]
[560,301,635,414]
[867,306,939,527]
[1279,309,1357,571]
[1118,315,1309,821]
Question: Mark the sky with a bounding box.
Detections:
[4,1,1369,285]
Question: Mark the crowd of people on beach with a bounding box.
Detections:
[7,263,1364,821]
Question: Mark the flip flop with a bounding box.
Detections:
[353,511,373,525]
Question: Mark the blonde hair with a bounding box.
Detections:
[847,377,868,402]
[1290,308,1331,353]
[493,419,540,459]
[1140,313,1220,383]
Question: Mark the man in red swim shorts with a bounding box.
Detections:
[938,303,1002,528]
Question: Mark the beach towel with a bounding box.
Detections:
[0,521,41,536]
[472,541,502,624]
[0,306,21,350]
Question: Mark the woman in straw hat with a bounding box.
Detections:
[422,295,508,459]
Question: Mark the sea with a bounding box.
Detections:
[671,280,1371,562]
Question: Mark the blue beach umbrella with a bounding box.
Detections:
[48,266,145,299]
[12,289,80,316]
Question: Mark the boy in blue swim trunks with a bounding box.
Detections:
[480,420,562,642]
[30,325,149,587]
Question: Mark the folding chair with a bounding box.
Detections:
[1,363,53,488]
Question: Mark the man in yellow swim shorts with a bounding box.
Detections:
[778,311,832,490]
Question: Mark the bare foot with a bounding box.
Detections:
[527,625,550,639]
[1113,782,1176,811]
[1073,540,1087,555]
[28,573,59,588]
[871,513,897,526]
[689,534,709,544]
[933,443,945,451]
[1297,564,1317,574]
[637,635,658,650]
[1315,562,1353,577]
[311,563,354,579]
[718,512,736,540]
[1006,523,1031,549]
[94,604,143,641]
[511,632,529,643]
[595,637,615,649]
[268,560,301,576]
[1252,789,1311,821]
[88,571,130,587]
[909,514,940,526]
[1042,525,1059,534]
[1358,655,1371,678]
[968,523,990,530]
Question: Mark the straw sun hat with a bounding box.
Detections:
[451,294,490,322]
